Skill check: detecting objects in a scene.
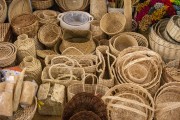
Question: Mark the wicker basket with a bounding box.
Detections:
[0,23,12,42]
[19,56,42,85]
[62,92,108,120]
[67,74,109,101]
[11,13,39,37]
[8,0,32,22]
[0,42,17,68]
[154,82,180,120]
[69,111,101,120]
[102,83,154,120]
[0,0,7,23]
[100,12,126,36]
[32,0,54,10]
[38,23,62,47]
[14,34,36,63]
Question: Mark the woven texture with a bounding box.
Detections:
[69,111,101,120]
[0,23,12,42]
[0,0,7,23]
[32,0,54,10]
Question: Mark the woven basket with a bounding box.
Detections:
[100,12,126,36]
[0,23,12,42]
[62,92,108,120]
[37,50,56,59]
[115,46,163,96]
[8,0,32,22]
[102,83,154,120]
[96,46,116,88]
[14,34,36,63]
[60,30,96,54]
[0,0,7,23]
[32,0,54,10]
[166,15,180,42]
[154,82,180,120]
[69,111,101,120]
[38,23,62,47]
[62,47,84,55]
[0,42,17,68]
[19,56,42,85]
[163,59,180,83]
[11,13,39,37]
[67,74,109,101]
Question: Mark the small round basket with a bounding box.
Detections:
[100,12,126,36]
[32,0,54,10]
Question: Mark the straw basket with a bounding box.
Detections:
[38,24,62,47]
[0,42,17,68]
[37,50,56,59]
[0,23,12,42]
[102,83,154,120]
[154,82,180,120]
[11,14,39,37]
[115,46,163,96]
[32,0,54,10]
[14,34,36,63]
[67,74,109,101]
[62,92,108,120]
[0,0,7,23]
[19,56,42,85]
[163,59,180,83]
[69,111,101,120]
[100,12,126,36]
[61,47,84,55]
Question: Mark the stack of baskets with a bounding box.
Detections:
[149,15,180,62]
[115,46,163,96]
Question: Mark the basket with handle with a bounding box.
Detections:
[67,73,109,101]
[32,0,54,10]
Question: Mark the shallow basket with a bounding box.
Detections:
[32,0,54,10]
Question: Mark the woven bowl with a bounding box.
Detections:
[38,24,62,47]
[32,0,54,10]
[100,12,126,36]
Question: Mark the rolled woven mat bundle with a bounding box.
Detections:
[14,34,36,63]
[102,83,154,120]
[62,92,108,120]
[96,46,116,88]
[0,23,12,42]
[32,0,54,10]
[59,29,96,54]
[19,56,42,85]
[67,74,109,101]
[109,32,148,57]
[115,46,163,96]
[38,23,62,48]
[163,59,180,83]
[0,0,7,23]
[149,17,180,63]
[11,13,39,37]
[154,82,180,120]
[0,42,17,68]
[33,10,59,26]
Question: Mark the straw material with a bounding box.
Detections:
[0,0,7,23]
[69,111,101,120]
[100,12,126,36]
[124,0,132,31]
[62,47,84,55]
[37,50,56,59]
[14,34,36,63]
[34,36,45,50]
[0,42,17,68]
[115,46,163,96]
[60,30,96,54]
[32,0,54,10]
[67,74,109,101]
[96,46,116,88]
[166,15,180,42]
[0,23,12,42]
[38,23,62,47]
[102,83,154,120]
[11,13,39,37]
[62,92,108,120]
[154,82,180,120]
[8,0,32,22]
[19,56,42,85]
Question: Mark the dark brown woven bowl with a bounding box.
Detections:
[69,111,101,120]
[62,92,107,120]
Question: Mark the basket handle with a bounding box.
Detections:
[89,16,94,23]
[156,102,180,114]
[82,74,98,92]
[57,13,64,20]
[62,47,84,55]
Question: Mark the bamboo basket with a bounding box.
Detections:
[0,23,12,42]
[0,0,7,23]
[100,12,126,36]
[154,82,180,120]
[14,34,36,63]
[11,14,39,37]
[102,83,154,120]
[67,74,109,101]
[38,24,62,47]
[8,0,32,22]
[62,92,108,120]
[0,42,17,68]
[69,111,101,120]
[32,0,54,10]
